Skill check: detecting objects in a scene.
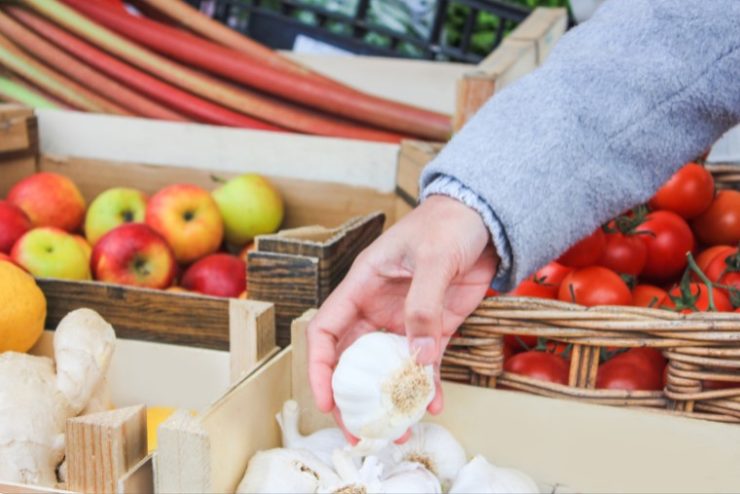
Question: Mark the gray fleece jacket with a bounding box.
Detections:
[420,0,740,292]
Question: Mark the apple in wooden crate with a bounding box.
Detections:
[11,227,91,280]
[91,223,176,289]
[84,187,148,246]
[212,174,284,248]
[6,172,86,232]
[146,184,223,264]
[0,200,31,253]
[181,253,246,298]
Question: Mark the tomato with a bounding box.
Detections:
[545,341,571,361]
[649,163,715,219]
[665,283,733,313]
[558,266,632,307]
[597,349,665,391]
[510,279,557,299]
[695,245,734,276]
[504,334,538,353]
[691,190,740,246]
[705,249,740,293]
[632,284,668,308]
[596,360,663,391]
[557,228,606,268]
[702,379,740,391]
[532,261,572,287]
[503,351,569,385]
[638,211,695,283]
[598,231,648,275]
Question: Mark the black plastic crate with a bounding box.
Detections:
[187,0,536,63]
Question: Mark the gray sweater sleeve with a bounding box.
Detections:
[420,0,740,292]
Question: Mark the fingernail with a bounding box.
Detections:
[410,337,437,365]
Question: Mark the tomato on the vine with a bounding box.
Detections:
[503,351,569,385]
[510,279,557,299]
[558,266,632,307]
[532,261,572,287]
[504,335,537,353]
[485,287,499,297]
[596,360,663,391]
[704,249,740,293]
[598,231,648,276]
[691,190,740,246]
[695,245,734,276]
[617,347,667,376]
[632,284,668,308]
[557,228,606,268]
[649,163,715,219]
[665,283,732,313]
[545,341,571,361]
[638,211,695,283]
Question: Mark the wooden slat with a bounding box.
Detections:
[396,139,443,202]
[0,483,73,494]
[0,104,34,154]
[117,455,154,494]
[38,279,231,350]
[507,7,568,64]
[228,299,277,383]
[66,406,147,494]
[38,154,399,230]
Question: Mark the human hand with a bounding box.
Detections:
[307,195,498,443]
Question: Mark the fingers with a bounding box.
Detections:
[307,285,361,413]
[405,250,455,366]
[394,429,412,445]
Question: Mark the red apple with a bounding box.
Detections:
[91,223,176,289]
[145,184,224,264]
[181,253,246,298]
[7,172,86,232]
[0,200,31,253]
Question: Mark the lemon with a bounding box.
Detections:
[147,406,177,452]
[0,260,46,352]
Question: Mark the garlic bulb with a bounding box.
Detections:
[449,455,540,494]
[236,448,340,494]
[381,462,442,494]
[332,332,435,452]
[376,422,466,491]
[322,450,441,494]
[277,400,348,465]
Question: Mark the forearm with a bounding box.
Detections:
[421,0,740,291]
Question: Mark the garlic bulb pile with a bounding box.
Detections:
[236,448,340,494]
[332,332,435,453]
[449,456,540,494]
[277,400,348,466]
[377,422,467,491]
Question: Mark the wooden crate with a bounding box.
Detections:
[0,284,279,493]
[0,105,410,348]
[156,310,740,494]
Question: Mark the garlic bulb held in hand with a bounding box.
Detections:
[277,399,348,466]
[377,422,466,491]
[236,448,340,494]
[449,455,540,494]
[332,332,435,452]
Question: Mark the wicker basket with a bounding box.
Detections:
[441,297,740,424]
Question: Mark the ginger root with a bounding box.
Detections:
[0,308,116,486]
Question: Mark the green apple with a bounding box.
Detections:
[85,187,148,246]
[11,227,91,280]
[212,174,284,247]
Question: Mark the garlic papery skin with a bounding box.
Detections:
[236,448,340,494]
[376,422,466,491]
[332,332,435,451]
[277,400,348,465]
[381,462,442,494]
[319,450,384,494]
[449,455,540,494]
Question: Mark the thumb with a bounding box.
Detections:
[405,253,455,365]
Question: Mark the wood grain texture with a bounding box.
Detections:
[66,406,147,494]
[507,7,568,64]
[0,104,33,153]
[229,299,277,383]
[0,483,73,494]
[248,213,385,346]
[117,455,154,494]
[38,154,398,230]
[38,278,233,350]
[156,411,212,494]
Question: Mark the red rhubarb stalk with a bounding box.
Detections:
[134,0,345,88]
[7,6,279,131]
[0,30,128,114]
[0,10,185,122]
[69,0,452,140]
[23,0,404,142]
